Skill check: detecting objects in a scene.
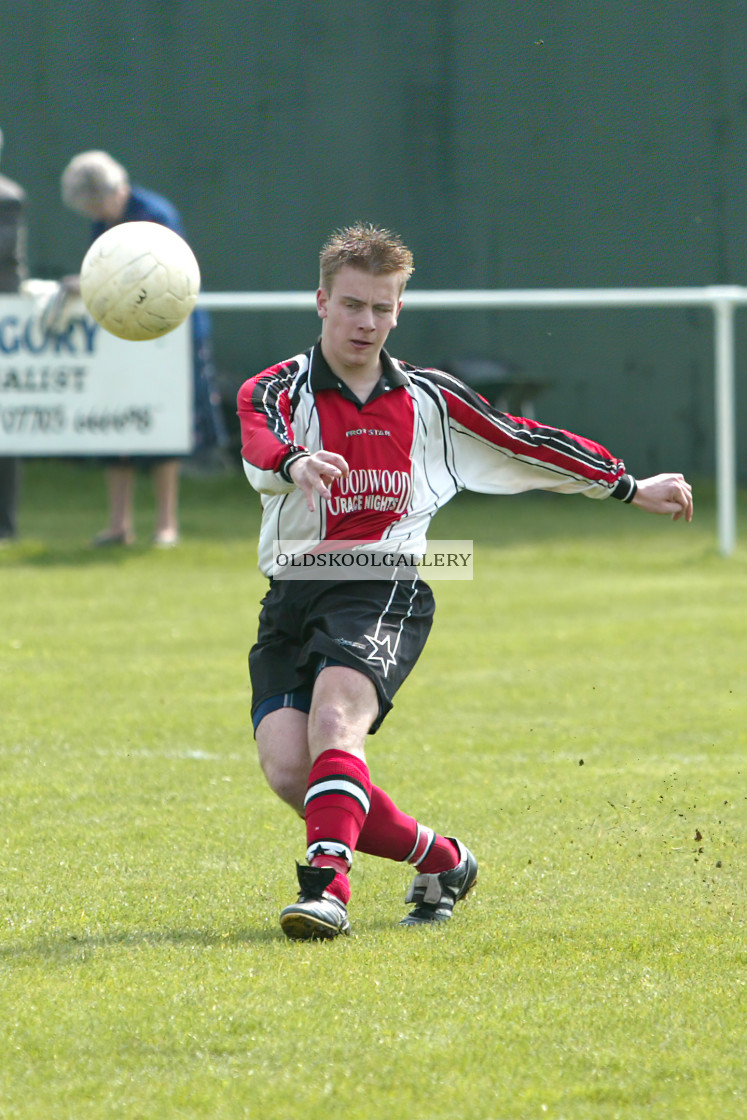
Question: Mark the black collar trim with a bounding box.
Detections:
[309,341,408,405]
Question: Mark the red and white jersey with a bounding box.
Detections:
[238,344,635,576]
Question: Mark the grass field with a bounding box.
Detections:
[1,461,744,1120]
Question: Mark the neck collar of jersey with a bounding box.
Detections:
[310,341,408,404]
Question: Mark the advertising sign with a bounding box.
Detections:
[0,287,193,455]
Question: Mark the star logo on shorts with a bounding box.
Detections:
[365,632,397,677]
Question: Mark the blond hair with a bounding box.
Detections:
[319,222,414,293]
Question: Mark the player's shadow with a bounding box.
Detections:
[0,926,283,963]
[0,917,439,958]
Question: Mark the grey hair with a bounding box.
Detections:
[61,150,129,208]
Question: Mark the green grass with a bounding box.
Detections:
[1,461,745,1120]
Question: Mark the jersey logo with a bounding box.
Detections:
[345,428,391,437]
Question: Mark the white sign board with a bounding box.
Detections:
[0,288,193,455]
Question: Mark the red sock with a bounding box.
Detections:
[357,785,459,873]
[304,749,371,905]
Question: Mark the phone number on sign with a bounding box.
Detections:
[0,406,153,434]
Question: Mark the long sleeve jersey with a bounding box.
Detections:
[238,343,636,576]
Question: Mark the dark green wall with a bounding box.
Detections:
[4,1,747,476]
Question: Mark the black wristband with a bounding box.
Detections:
[278,449,310,483]
[611,474,638,503]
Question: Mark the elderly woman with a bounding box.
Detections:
[61,150,226,547]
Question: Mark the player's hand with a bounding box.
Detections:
[631,474,693,521]
[289,450,349,511]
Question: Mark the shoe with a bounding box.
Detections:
[399,838,478,926]
[91,529,134,547]
[153,530,179,549]
[279,863,351,941]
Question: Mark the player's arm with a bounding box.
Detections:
[446,382,693,520]
[237,366,348,504]
[430,371,633,497]
[427,371,694,520]
[238,368,306,493]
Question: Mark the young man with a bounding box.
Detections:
[238,223,693,941]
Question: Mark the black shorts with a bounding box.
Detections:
[249,576,435,734]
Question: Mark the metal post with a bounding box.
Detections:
[713,295,737,556]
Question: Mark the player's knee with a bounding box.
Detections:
[310,668,378,748]
[310,697,349,745]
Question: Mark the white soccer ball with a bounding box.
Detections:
[79,220,201,341]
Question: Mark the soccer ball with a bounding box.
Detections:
[79,220,201,341]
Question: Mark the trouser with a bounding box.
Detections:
[0,458,20,538]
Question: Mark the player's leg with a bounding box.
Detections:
[256,688,476,933]
[300,578,476,929]
[253,578,477,934]
[249,589,315,814]
[255,689,470,932]
[254,699,351,939]
[281,662,476,933]
[255,705,311,814]
[279,664,377,940]
[358,786,459,871]
[307,663,377,763]
[358,786,478,926]
[254,688,459,867]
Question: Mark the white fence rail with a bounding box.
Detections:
[198,285,747,556]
